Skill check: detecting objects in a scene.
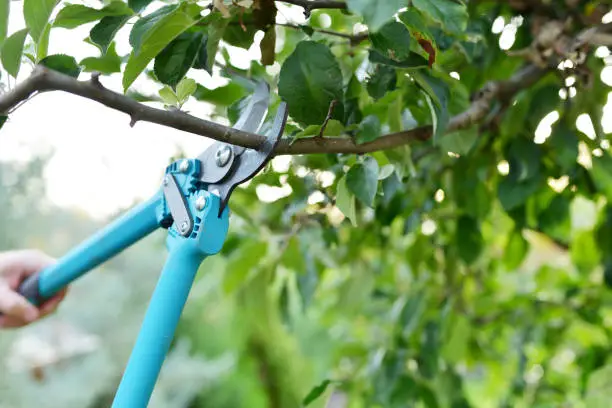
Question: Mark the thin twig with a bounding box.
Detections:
[318,100,338,138]
[276,22,369,44]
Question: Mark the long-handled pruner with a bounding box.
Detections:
[5,82,288,407]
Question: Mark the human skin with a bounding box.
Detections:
[0,249,67,328]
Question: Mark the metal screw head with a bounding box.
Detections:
[179,221,188,233]
[195,196,207,211]
[163,175,170,186]
[215,145,232,167]
[179,159,189,173]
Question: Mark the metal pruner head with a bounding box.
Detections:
[197,81,288,216]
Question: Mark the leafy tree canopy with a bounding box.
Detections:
[1,0,612,407]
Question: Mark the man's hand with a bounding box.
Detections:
[0,249,67,328]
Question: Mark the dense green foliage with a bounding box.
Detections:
[1,0,612,407]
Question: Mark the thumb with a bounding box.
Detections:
[0,283,39,324]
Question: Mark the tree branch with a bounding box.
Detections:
[0,66,268,149]
[277,0,347,10]
[0,63,545,157]
[273,64,546,155]
[1,21,600,158]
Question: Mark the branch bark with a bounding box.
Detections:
[275,64,546,155]
[0,67,268,149]
[0,63,546,157]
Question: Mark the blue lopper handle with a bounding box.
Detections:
[10,194,162,307]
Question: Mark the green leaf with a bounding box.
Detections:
[411,0,468,35]
[36,22,51,61]
[399,292,426,338]
[203,15,228,75]
[23,0,58,42]
[123,3,202,91]
[503,229,528,270]
[159,85,178,106]
[278,41,344,126]
[176,77,196,104]
[585,365,612,408]
[336,175,357,226]
[54,2,133,29]
[438,126,478,155]
[412,70,450,141]
[367,65,397,100]
[399,7,434,39]
[192,35,209,72]
[498,176,542,212]
[79,42,121,74]
[223,241,268,293]
[154,31,204,88]
[259,26,275,66]
[193,82,246,106]
[0,0,9,46]
[571,230,601,274]
[346,156,379,207]
[129,5,176,53]
[368,49,429,68]
[356,115,381,144]
[129,0,153,13]
[90,15,131,53]
[442,315,470,363]
[39,54,81,77]
[549,121,578,171]
[605,261,612,289]
[456,215,483,265]
[280,236,303,272]
[370,21,412,61]
[346,0,405,32]
[592,153,612,201]
[303,379,332,406]
[1,28,29,78]
[222,15,258,49]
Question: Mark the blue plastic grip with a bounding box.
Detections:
[35,194,162,301]
[111,244,205,407]
[111,191,229,408]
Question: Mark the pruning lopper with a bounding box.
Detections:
[7,82,288,407]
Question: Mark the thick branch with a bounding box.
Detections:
[0,63,545,157]
[0,21,599,157]
[0,67,267,149]
[277,0,347,10]
[273,65,546,155]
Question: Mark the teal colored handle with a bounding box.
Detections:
[111,243,206,407]
[1,194,162,313]
[111,191,229,408]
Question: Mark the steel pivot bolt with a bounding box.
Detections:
[215,145,232,167]
[179,159,189,173]
[179,221,188,233]
[195,196,207,211]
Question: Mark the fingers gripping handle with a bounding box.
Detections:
[0,194,162,315]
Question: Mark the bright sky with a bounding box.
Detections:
[0,2,609,220]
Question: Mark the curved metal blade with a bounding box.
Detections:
[209,101,288,215]
[231,81,270,155]
[233,81,270,132]
[197,81,270,184]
